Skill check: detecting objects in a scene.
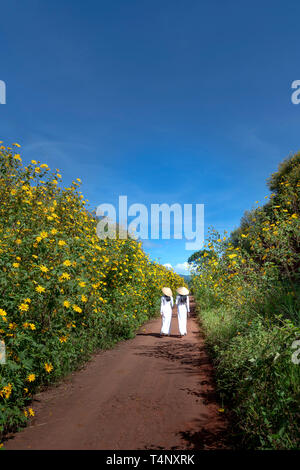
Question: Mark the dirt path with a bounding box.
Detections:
[4,297,229,450]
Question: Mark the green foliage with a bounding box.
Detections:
[192,152,300,449]
[187,249,216,270]
[0,143,184,441]
[267,152,300,193]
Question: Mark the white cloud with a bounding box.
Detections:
[163,263,173,270]
[174,262,190,275]
[164,262,190,275]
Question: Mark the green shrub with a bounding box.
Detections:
[0,143,184,440]
[192,153,300,449]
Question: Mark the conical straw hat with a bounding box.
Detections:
[162,287,172,297]
[177,286,189,295]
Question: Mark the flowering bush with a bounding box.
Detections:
[191,153,300,449]
[0,142,184,439]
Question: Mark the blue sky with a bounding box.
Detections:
[1,0,300,274]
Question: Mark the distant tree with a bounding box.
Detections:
[188,249,216,270]
[229,208,261,249]
[229,153,300,248]
[267,152,300,193]
[227,153,300,276]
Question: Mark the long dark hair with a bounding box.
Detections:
[164,295,171,302]
[178,295,187,305]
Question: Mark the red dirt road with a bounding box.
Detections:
[4,298,229,450]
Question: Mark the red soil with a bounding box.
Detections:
[4,297,230,450]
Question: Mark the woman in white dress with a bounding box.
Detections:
[176,287,190,337]
[160,287,174,337]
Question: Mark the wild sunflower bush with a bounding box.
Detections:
[0,142,183,439]
[191,153,300,449]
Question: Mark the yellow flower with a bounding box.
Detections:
[39,265,49,273]
[44,363,53,373]
[63,300,70,308]
[63,260,72,267]
[35,285,46,293]
[81,295,87,303]
[12,262,20,268]
[72,304,82,313]
[31,160,37,164]
[59,336,67,343]
[58,240,66,246]
[39,231,48,239]
[14,154,22,162]
[26,373,36,382]
[60,272,71,280]
[0,383,13,399]
[28,407,35,416]
[19,303,29,312]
